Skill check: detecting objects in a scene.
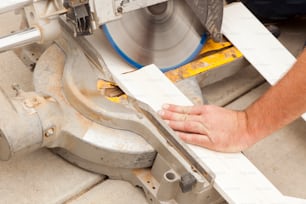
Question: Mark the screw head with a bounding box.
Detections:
[44,128,55,137]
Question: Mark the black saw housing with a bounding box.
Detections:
[184,0,224,42]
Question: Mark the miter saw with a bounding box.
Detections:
[0,0,227,203]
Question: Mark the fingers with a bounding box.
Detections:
[162,104,203,115]
[159,110,186,121]
[159,104,218,151]
[176,131,214,149]
[166,120,208,135]
[159,109,201,122]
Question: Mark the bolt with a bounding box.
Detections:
[213,32,223,43]
[12,83,22,96]
[117,6,123,14]
[45,128,55,137]
[24,97,40,108]
[180,173,196,193]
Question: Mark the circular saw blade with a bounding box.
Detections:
[102,0,206,72]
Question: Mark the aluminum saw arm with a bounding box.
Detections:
[0,1,225,203]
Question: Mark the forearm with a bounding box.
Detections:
[245,49,306,143]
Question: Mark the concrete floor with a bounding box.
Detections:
[0,10,306,204]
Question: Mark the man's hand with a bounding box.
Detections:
[159,104,253,152]
[159,50,306,152]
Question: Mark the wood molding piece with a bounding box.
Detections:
[114,65,284,203]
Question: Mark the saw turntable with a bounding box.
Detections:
[0,1,299,203]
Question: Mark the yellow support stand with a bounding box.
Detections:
[165,39,243,82]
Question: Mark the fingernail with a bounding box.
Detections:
[162,104,170,109]
[158,110,164,116]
